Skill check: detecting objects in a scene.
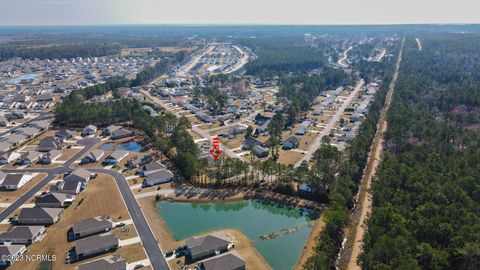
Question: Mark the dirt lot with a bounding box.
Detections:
[277,150,303,165]
[220,135,244,149]
[298,133,318,151]
[8,173,140,270]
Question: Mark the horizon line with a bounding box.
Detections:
[1,22,480,27]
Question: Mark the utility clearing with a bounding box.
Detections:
[339,37,405,270]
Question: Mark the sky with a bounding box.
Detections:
[1,0,479,25]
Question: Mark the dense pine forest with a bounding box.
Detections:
[360,35,480,269]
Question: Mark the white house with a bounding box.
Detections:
[0,173,34,190]
[82,125,97,136]
[103,150,129,165]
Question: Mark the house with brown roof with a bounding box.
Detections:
[0,226,45,245]
[35,192,75,208]
[16,207,63,225]
[70,216,114,240]
[78,255,126,270]
[71,233,119,261]
[186,233,233,261]
[0,245,27,266]
[197,251,246,270]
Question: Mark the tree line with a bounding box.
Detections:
[360,34,480,270]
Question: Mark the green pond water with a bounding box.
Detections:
[156,200,317,270]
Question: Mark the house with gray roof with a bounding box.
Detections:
[282,136,299,150]
[0,173,34,190]
[125,154,152,169]
[71,216,114,240]
[15,126,40,138]
[102,125,122,136]
[37,136,62,152]
[72,233,119,261]
[0,141,13,152]
[38,149,62,165]
[197,251,245,270]
[64,168,94,183]
[2,133,27,146]
[144,170,174,187]
[55,129,76,141]
[196,112,214,123]
[138,161,167,176]
[103,150,129,165]
[252,145,269,158]
[78,255,126,270]
[0,151,20,165]
[0,245,27,266]
[186,233,232,261]
[0,226,45,245]
[29,120,50,131]
[56,180,82,195]
[35,192,75,208]
[82,125,97,136]
[16,207,63,225]
[110,128,133,140]
[16,150,42,165]
[81,149,104,164]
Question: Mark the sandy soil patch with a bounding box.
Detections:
[138,196,271,270]
[277,150,303,165]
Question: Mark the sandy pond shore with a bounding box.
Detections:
[138,188,325,270]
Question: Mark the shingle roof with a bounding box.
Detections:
[0,226,44,241]
[198,251,245,270]
[187,234,230,258]
[78,255,126,270]
[17,207,63,222]
[75,233,118,255]
[72,216,113,235]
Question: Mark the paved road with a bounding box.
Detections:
[0,135,170,270]
[295,80,365,167]
[0,137,100,222]
[90,169,170,270]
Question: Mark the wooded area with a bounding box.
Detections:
[360,35,480,270]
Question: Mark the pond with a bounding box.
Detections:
[157,200,317,270]
[0,73,39,84]
[117,141,142,152]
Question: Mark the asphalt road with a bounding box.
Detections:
[90,169,170,270]
[0,135,170,270]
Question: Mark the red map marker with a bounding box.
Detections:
[210,137,222,160]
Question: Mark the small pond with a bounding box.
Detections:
[157,200,317,270]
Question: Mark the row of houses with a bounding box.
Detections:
[0,119,51,153]
[82,124,134,140]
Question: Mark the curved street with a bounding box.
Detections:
[0,136,170,270]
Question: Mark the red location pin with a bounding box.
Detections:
[210,137,222,160]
